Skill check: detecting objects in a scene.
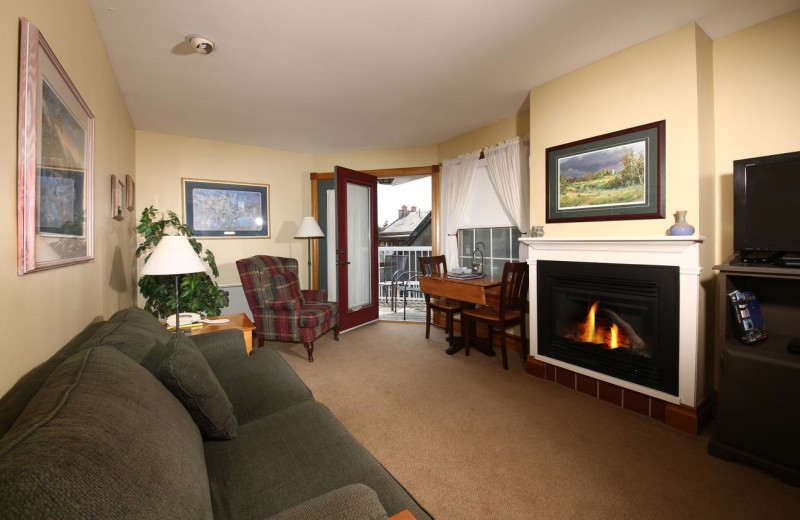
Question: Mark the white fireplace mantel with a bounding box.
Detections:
[521,236,705,406]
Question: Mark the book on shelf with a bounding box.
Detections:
[727,290,768,344]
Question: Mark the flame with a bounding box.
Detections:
[608,323,619,349]
[579,301,598,343]
[568,301,630,350]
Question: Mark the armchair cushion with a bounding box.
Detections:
[273,270,305,304]
[156,335,238,440]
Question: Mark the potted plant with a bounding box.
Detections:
[136,206,229,318]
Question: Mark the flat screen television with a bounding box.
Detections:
[734,150,800,259]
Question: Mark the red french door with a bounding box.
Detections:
[335,166,379,331]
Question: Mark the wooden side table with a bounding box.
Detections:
[183,313,256,354]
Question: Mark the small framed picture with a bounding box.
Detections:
[111,174,124,221]
[125,174,135,211]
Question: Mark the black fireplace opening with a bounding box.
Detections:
[538,260,679,396]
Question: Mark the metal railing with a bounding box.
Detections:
[378,246,432,302]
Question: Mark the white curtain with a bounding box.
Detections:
[439,150,481,268]
[484,136,530,260]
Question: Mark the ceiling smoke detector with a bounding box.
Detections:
[187,35,215,54]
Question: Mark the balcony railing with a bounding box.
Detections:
[378,246,432,302]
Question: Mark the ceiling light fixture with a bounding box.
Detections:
[187,35,215,54]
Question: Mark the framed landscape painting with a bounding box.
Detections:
[546,121,665,223]
[183,179,270,238]
[17,18,94,274]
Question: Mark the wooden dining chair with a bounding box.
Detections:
[418,255,470,347]
[463,262,529,370]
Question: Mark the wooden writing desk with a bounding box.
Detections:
[419,273,502,355]
[419,273,502,306]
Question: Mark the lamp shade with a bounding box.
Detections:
[140,236,207,276]
[294,217,325,238]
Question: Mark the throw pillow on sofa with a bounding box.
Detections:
[157,334,239,440]
[0,347,213,518]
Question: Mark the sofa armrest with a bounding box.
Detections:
[302,289,327,302]
[187,329,247,369]
[265,484,388,520]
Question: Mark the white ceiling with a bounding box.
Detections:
[88,0,800,154]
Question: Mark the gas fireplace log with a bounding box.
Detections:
[599,309,646,351]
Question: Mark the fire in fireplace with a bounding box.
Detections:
[567,301,648,353]
[538,260,679,395]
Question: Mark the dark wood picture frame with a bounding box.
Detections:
[546,120,665,223]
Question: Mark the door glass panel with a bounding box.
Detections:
[347,183,372,309]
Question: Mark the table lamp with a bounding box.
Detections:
[294,217,325,289]
[139,235,207,333]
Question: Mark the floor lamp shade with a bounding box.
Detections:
[294,217,325,239]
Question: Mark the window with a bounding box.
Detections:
[458,226,522,276]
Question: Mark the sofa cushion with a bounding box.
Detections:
[213,346,313,425]
[81,306,173,370]
[0,347,212,519]
[0,320,107,438]
[157,334,238,440]
[204,400,431,520]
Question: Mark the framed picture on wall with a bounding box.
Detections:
[546,120,665,223]
[16,18,95,274]
[182,178,270,238]
[126,175,135,211]
[111,175,124,221]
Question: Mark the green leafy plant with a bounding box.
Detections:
[136,206,229,318]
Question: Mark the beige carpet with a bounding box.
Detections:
[272,322,800,519]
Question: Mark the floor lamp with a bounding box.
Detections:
[139,235,207,333]
[294,217,325,289]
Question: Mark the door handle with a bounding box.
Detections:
[338,261,351,265]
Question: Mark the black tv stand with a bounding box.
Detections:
[773,253,800,268]
[737,251,778,264]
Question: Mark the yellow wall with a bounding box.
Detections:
[713,10,800,261]
[530,24,705,237]
[0,0,136,395]
[529,23,718,399]
[135,131,314,286]
[437,112,530,161]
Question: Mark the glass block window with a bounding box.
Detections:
[458,227,522,276]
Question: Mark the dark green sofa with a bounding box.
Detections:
[0,307,430,519]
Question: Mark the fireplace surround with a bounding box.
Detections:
[521,236,707,433]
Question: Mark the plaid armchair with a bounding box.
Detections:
[236,255,339,362]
